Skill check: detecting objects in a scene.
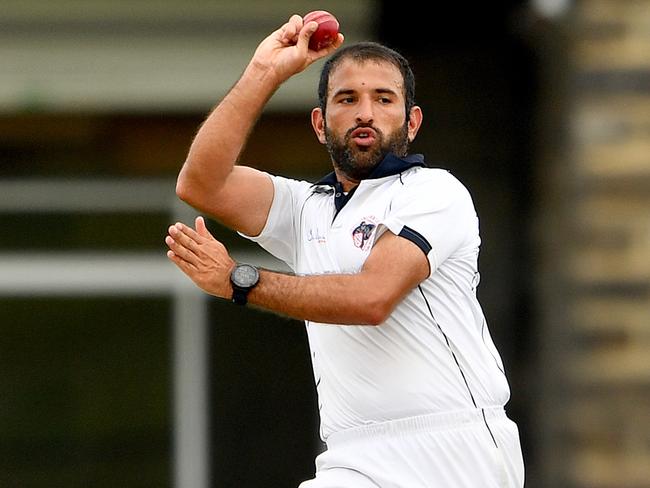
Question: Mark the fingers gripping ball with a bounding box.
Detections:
[304,10,339,51]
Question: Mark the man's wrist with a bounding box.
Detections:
[242,60,283,91]
[229,263,260,306]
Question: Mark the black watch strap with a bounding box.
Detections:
[231,287,250,306]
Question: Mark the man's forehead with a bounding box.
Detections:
[328,58,404,91]
[330,57,402,76]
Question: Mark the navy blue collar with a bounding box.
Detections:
[314,153,426,187]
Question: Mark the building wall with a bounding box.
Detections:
[538,1,650,486]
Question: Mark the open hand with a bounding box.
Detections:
[165,216,235,298]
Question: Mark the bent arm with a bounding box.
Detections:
[250,231,429,324]
[166,219,429,326]
[176,62,277,236]
[176,15,343,237]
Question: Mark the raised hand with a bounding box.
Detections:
[165,216,235,298]
[250,14,344,84]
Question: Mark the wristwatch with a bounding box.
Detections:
[230,263,260,306]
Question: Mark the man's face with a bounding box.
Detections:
[324,118,409,182]
[320,59,412,181]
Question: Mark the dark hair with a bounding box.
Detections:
[317,42,416,117]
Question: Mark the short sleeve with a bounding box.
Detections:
[381,169,479,276]
[238,174,313,270]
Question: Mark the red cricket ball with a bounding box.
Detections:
[304,10,339,51]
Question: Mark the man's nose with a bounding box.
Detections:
[355,98,374,124]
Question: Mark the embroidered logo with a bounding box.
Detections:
[352,221,376,251]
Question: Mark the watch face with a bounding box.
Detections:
[231,264,259,288]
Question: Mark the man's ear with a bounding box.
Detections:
[407,105,423,142]
[311,107,327,145]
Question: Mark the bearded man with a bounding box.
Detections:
[165,14,525,488]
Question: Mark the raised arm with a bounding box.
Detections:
[176,15,344,237]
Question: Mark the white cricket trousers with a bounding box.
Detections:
[299,407,525,488]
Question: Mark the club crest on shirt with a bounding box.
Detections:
[351,220,377,251]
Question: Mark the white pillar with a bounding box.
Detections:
[173,290,210,488]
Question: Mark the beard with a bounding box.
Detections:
[325,121,410,182]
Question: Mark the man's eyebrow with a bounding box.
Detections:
[331,88,356,98]
[331,87,400,97]
[375,88,399,96]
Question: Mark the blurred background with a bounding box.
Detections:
[1,0,649,487]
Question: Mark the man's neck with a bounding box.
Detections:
[333,169,360,193]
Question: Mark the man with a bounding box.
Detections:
[165,13,525,488]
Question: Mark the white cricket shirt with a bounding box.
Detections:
[242,153,511,440]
